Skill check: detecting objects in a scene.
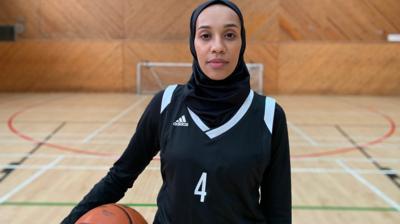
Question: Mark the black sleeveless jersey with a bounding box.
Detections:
[154,85,277,224]
[61,85,291,224]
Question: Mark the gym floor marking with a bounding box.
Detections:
[0,94,399,223]
[82,97,148,143]
[6,97,396,159]
[0,201,398,212]
[288,121,319,146]
[0,156,64,204]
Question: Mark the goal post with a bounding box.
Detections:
[136,62,264,94]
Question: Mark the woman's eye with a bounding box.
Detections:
[200,33,211,40]
[225,32,236,39]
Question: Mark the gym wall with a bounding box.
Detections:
[0,0,399,94]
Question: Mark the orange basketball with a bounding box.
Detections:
[75,203,147,224]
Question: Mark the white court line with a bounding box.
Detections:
[290,143,353,147]
[292,168,398,175]
[290,143,399,149]
[0,156,64,204]
[290,137,400,141]
[0,153,118,159]
[0,163,398,175]
[3,133,399,141]
[4,141,390,147]
[336,160,400,211]
[82,97,147,143]
[0,139,130,144]
[0,164,160,171]
[288,122,318,146]
[0,153,400,163]
[0,133,134,137]
[292,157,400,163]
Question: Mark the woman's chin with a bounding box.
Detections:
[204,73,230,81]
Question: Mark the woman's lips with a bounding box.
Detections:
[207,59,228,69]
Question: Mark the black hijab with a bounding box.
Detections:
[184,0,251,128]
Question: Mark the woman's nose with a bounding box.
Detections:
[211,37,225,54]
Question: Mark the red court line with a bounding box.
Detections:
[292,108,396,158]
[7,98,396,159]
[7,98,113,157]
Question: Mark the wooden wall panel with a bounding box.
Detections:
[124,0,279,41]
[246,43,279,93]
[278,43,400,94]
[239,0,279,42]
[0,0,279,41]
[0,0,41,38]
[122,42,278,93]
[1,41,399,94]
[0,41,123,91]
[40,0,125,39]
[279,0,400,41]
[124,0,195,41]
[1,0,399,41]
[126,0,400,42]
[123,41,191,91]
[0,1,399,94]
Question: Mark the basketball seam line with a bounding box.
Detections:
[114,204,133,224]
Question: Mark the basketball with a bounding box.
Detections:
[75,204,147,224]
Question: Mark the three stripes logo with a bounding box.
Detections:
[173,115,189,127]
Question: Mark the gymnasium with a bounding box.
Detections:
[0,0,399,223]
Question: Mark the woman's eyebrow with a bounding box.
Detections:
[197,25,211,30]
[224,23,239,28]
[197,23,239,30]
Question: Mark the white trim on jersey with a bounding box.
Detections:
[264,97,276,134]
[188,108,210,132]
[160,84,178,114]
[204,90,254,139]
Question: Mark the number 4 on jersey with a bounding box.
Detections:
[194,172,207,203]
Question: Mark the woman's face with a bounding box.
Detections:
[194,4,242,80]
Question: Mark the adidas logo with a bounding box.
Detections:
[173,115,189,127]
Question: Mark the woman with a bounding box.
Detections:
[62,0,291,223]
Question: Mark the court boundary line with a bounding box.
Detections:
[7,101,113,156]
[0,156,64,204]
[337,160,400,211]
[292,107,396,158]
[0,201,398,212]
[336,124,400,189]
[2,141,400,150]
[1,153,400,163]
[82,97,147,143]
[0,122,66,183]
[0,163,398,175]
[288,121,318,146]
[6,95,397,158]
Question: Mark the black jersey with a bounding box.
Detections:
[153,84,288,224]
[61,85,291,224]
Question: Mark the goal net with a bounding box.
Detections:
[136,62,264,94]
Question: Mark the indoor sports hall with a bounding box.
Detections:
[0,1,399,223]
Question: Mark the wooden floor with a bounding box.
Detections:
[0,93,399,223]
